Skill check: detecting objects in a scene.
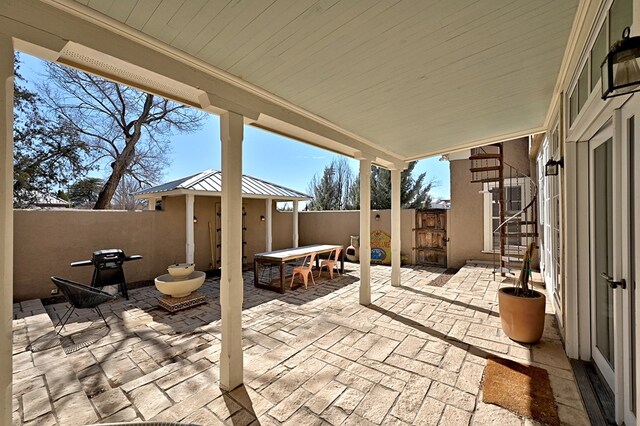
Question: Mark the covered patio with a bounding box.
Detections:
[12,265,587,425]
[0,1,588,424]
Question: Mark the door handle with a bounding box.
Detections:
[600,272,627,290]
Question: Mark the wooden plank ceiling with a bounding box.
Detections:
[74,0,578,160]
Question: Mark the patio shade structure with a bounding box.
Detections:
[0,0,581,419]
[134,169,310,263]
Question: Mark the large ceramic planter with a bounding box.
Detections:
[498,287,546,344]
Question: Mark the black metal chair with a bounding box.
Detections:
[50,276,117,334]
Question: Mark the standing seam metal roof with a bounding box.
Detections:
[134,169,310,200]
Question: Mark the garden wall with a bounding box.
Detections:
[13,206,415,301]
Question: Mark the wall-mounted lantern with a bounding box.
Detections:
[260,215,266,222]
[545,158,564,176]
[602,27,640,99]
[193,216,198,223]
[375,214,381,221]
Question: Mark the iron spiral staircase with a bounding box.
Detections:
[469,143,539,278]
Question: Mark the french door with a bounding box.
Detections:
[589,122,616,391]
[589,98,638,425]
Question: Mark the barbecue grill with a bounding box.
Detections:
[70,249,143,300]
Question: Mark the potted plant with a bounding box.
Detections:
[498,243,546,343]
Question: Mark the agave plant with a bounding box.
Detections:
[514,242,536,296]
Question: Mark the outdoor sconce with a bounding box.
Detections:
[375,214,381,221]
[601,27,640,99]
[193,216,198,223]
[545,158,564,176]
[260,215,265,222]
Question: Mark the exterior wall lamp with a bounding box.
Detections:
[545,158,564,176]
[601,27,640,99]
[260,215,265,222]
[375,214,380,221]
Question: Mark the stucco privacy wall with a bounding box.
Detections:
[13,203,415,301]
[13,196,290,301]
[298,209,415,263]
[14,209,175,302]
[448,137,530,269]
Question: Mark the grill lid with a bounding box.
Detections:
[92,249,126,264]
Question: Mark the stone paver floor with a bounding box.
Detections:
[12,264,589,425]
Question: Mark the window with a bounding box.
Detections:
[569,61,591,128]
[591,23,607,90]
[567,0,632,129]
[569,88,578,126]
[538,124,563,314]
[609,0,632,47]
[483,178,531,252]
[578,63,589,112]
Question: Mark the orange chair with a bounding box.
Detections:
[291,252,317,289]
[318,248,342,279]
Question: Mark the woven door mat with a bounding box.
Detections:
[482,356,560,426]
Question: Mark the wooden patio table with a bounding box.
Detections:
[253,244,345,293]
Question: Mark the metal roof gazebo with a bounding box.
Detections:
[134,169,310,265]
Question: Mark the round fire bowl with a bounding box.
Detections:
[155,270,205,298]
[167,263,195,280]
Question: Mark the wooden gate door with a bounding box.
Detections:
[415,209,448,266]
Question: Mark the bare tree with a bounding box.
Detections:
[112,175,147,210]
[39,63,206,209]
[306,158,355,210]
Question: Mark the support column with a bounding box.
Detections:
[147,197,156,211]
[0,35,13,426]
[219,111,244,391]
[391,168,402,287]
[185,194,195,264]
[292,200,299,248]
[265,198,272,252]
[358,154,372,305]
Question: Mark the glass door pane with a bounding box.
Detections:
[594,138,615,366]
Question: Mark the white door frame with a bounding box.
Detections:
[620,96,639,425]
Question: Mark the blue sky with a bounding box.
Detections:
[19,53,450,199]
